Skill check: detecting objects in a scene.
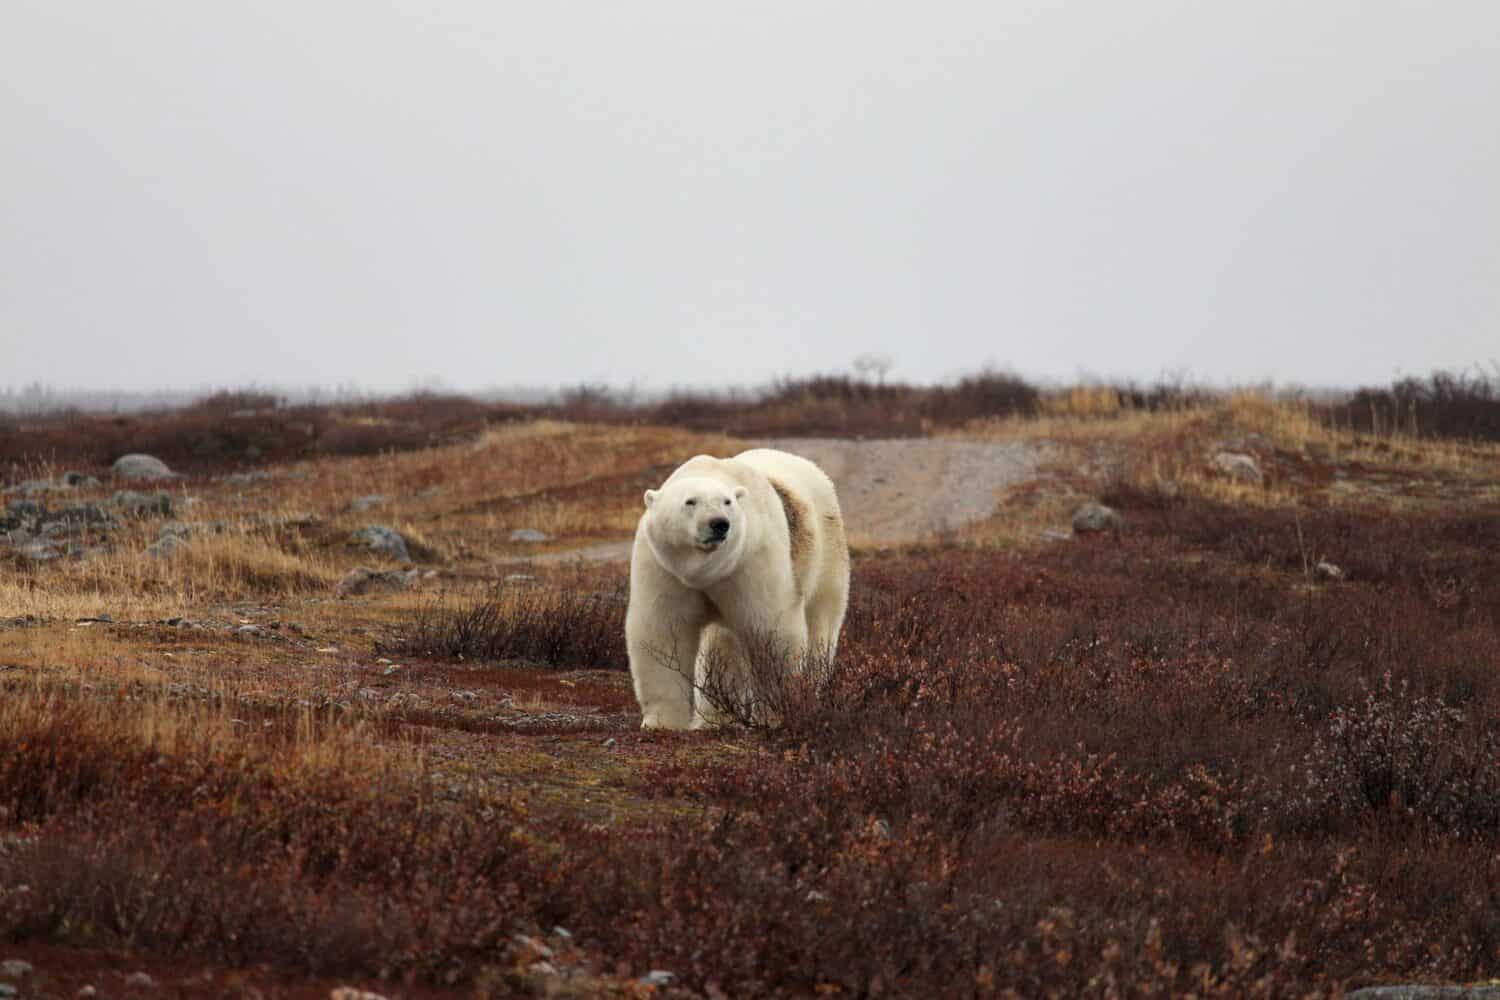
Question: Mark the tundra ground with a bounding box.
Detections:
[2,394,1499,998]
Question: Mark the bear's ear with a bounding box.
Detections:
[733,486,748,501]
[643,489,658,508]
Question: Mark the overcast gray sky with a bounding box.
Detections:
[2,1,1497,393]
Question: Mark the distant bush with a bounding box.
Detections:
[186,389,283,414]
[1339,368,1500,441]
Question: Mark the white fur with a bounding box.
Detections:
[626,448,850,729]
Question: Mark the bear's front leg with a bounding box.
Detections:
[626,605,703,730]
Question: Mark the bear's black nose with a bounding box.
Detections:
[708,517,730,537]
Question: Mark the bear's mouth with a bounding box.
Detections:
[696,537,725,552]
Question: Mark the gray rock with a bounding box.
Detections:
[1071,502,1123,534]
[158,521,191,541]
[15,539,60,562]
[147,533,190,560]
[112,454,177,481]
[1039,528,1072,543]
[334,566,418,597]
[124,971,157,988]
[11,478,56,497]
[47,503,112,528]
[220,470,270,485]
[352,525,411,563]
[1314,560,1345,581]
[510,528,550,543]
[1211,451,1263,484]
[348,494,385,512]
[0,983,17,999]
[61,471,100,488]
[640,970,675,987]
[109,491,172,518]
[0,960,32,979]
[5,499,45,522]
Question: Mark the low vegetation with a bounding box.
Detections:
[2,372,1498,995]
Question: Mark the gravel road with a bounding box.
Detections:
[547,437,1042,562]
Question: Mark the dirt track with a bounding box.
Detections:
[764,437,1040,545]
[547,437,1043,561]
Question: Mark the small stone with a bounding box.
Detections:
[78,987,98,998]
[124,971,157,987]
[1314,560,1345,581]
[0,960,32,979]
[112,454,177,482]
[1039,528,1072,542]
[1211,451,1263,484]
[1071,502,1122,534]
[61,471,101,488]
[640,970,675,987]
[221,470,271,485]
[348,494,385,512]
[514,933,555,961]
[510,528,550,543]
[382,664,403,676]
[1345,989,1500,999]
[375,657,393,665]
[329,989,391,1000]
[0,984,17,999]
[453,690,478,703]
[602,737,617,748]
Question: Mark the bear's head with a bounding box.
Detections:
[643,475,750,578]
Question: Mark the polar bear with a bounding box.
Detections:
[626,448,850,729]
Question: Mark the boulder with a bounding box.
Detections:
[46,503,112,528]
[510,528,550,543]
[61,471,101,488]
[351,525,411,563]
[112,454,177,481]
[334,566,418,597]
[109,491,173,517]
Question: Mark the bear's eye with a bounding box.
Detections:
[723,498,732,506]
[685,499,696,507]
